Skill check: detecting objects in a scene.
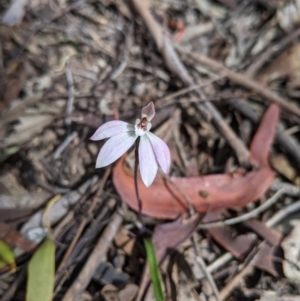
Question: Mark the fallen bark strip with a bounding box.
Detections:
[175,44,300,117]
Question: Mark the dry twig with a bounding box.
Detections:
[199,189,285,229]
[245,27,300,77]
[175,45,300,117]
[61,210,123,301]
[65,70,75,126]
[56,167,111,273]
[192,234,221,301]
[226,98,300,164]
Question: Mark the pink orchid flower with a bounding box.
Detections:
[91,102,171,187]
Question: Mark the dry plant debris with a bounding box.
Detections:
[0,0,300,300]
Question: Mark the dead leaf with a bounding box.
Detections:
[6,230,35,252]
[3,115,54,147]
[277,1,300,32]
[256,43,300,90]
[118,284,138,301]
[25,74,52,96]
[177,22,214,44]
[113,105,279,219]
[0,192,50,210]
[0,170,50,220]
[153,215,203,263]
[244,219,282,246]
[114,228,136,256]
[93,262,130,287]
[271,154,299,184]
[52,45,77,73]
[0,208,32,222]
[168,252,198,301]
[100,284,119,301]
[254,241,283,277]
[0,171,27,196]
[10,30,41,55]
[205,212,255,260]
[281,221,300,281]
[195,0,227,19]
[0,62,27,113]
[0,222,35,252]
[1,0,28,26]
[204,214,283,276]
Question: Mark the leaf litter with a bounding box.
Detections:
[0,0,300,300]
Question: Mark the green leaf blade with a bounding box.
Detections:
[144,238,164,301]
[26,238,55,301]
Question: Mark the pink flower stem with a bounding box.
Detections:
[134,138,143,225]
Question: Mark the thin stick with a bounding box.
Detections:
[226,98,300,164]
[61,210,123,301]
[53,131,78,159]
[156,75,224,108]
[54,199,117,296]
[176,44,300,117]
[219,263,254,300]
[207,253,234,274]
[65,69,74,126]
[198,189,285,229]
[192,234,221,301]
[162,174,195,216]
[56,167,111,273]
[245,27,300,77]
[270,181,300,197]
[266,200,300,227]
[0,268,26,301]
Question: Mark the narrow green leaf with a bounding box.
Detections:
[144,238,164,301]
[0,240,16,272]
[0,146,20,162]
[26,238,55,301]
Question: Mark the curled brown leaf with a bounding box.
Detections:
[113,105,280,219]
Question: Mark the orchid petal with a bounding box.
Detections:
[139,135,158,187]
[90,121,134,141]
[141,102,155,121]
[146,132,171,174]
[96,132,137,168]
